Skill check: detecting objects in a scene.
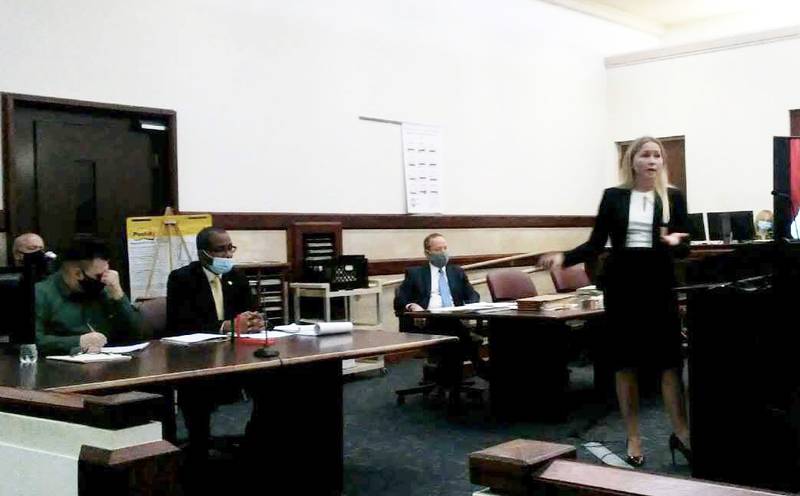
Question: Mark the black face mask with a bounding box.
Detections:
[22,250,46,266]
[22,250,51,279]
[79,272,106,298]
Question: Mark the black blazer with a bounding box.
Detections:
[165,261,255,337]
[393,264,479,316]
[563,187,691,267]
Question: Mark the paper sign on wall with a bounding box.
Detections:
[402,123,443,214]
[126,214,213,301]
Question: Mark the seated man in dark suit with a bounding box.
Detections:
[166,227,262,336]
[166,226,265,464]
[393,232,486,378]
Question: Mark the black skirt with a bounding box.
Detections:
[600,248,682,372]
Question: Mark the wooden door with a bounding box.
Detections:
[3,94,177,290]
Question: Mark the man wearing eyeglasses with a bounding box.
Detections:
[166,226,264,335]
[166,226,266,468]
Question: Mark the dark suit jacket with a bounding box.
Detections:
[165,261,255,337]
[393,264,479,316]
[563,186,691,268]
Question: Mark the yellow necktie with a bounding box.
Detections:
[209,276,224,321]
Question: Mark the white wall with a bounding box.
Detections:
[607,37,800,215]
[0,0,656,216]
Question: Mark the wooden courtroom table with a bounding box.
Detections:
[407,307,604,420]
[0,330,458,495]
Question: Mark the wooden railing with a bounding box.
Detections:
[0,386,180,495]
[383,251,544,287]
[469,439,790,496]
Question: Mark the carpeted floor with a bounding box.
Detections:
[177,358,692,495]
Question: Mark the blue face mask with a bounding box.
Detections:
[204,251,234,275]
[757,220,772,231]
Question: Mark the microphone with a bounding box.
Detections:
[772,190,791,199]
[254,313,280,359]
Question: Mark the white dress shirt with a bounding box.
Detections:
[427,263,450,310]
[626,190,655,248]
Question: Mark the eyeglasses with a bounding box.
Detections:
[208,244,237,255]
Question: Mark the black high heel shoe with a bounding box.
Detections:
[626,440,645,468]
[669,433,692,465]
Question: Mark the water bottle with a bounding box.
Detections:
[19,344,38,365]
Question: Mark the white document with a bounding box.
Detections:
[274,324,317,334]
[47,353,133,363]
[161,333,229,345]
[402,123,443,214]
[236,331,292,339]
[101,342,150,354]
[274,322,353,336]
[429,302,515,313]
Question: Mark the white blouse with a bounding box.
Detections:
[626,190,655,248]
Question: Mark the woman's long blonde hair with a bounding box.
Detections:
[619,136,671,224]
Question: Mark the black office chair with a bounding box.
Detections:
[393,287,486,406]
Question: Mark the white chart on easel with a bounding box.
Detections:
[126,214,212,301]
[402,123,443,214]
[128,236,197,300]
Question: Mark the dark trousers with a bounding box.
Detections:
[400,315,486,382]
[177,378,264,463]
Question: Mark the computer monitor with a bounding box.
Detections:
[688,213,706,242]
[707,211,755,242]
[707,212,730,241]
[0,267,36,344]
[730,211,755,241]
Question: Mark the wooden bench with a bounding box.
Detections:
[470,439,790,496]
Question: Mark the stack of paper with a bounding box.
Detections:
[576,285,602,297]
[161,333,229,345]
[429,302,515,314]
[517,293,576,311]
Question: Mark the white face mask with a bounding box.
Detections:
[757,220,772,231]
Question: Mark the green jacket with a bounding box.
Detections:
[35,273,142,355]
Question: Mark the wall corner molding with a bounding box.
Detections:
[606,25,800,68]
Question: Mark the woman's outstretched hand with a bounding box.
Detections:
[538,252,565,271]
[660,232,689,246]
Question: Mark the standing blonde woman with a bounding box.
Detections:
[540,136,692,467]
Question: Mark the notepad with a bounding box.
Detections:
[161,333,229,345]
[47,353,132,363]
[102,342,150,354]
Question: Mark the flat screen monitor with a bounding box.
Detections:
[0,268,30,345]
[707,211,754,242]
[730,211,755,241]
[688,213,706,241]
[707,212,731,241]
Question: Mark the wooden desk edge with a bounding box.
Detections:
[45,335,457,393]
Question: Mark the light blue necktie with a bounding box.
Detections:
[438,269,454,307]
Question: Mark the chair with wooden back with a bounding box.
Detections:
[550,263,590,293]
[486,269,538,302]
